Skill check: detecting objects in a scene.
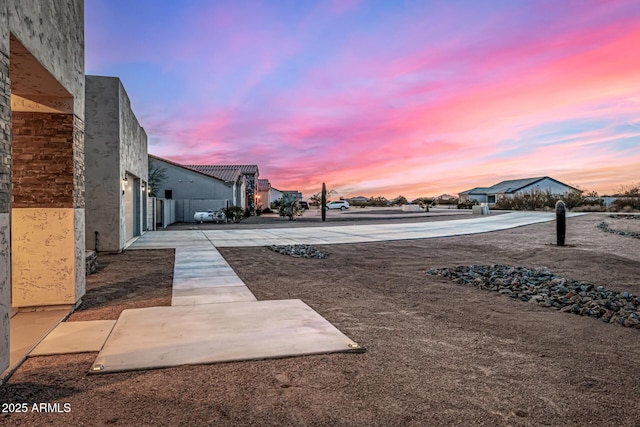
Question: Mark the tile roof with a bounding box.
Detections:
[185,165,244,182]
[149,154,225,182]
[196,164,259,175]
[258,179,271,190]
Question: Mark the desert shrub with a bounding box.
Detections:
[413,197,435,209]
[610,197,640,211]
[493,189,601,211]
[438,199,458,207]
[224,206,245,223]
[572,205,606,212]
[457,199,479,209]
[390,195,408,206]
[366,196,389,207]
[278,193,302,220]
[562,190,590,210]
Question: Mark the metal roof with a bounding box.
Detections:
[487,177,548,194]
[488,176,580,194]
[459,187,490,195]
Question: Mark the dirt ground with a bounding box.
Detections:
[1,214,639,426]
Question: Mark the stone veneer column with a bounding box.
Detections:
[10,112,85,307]
[246,175,256,215]
[0,47,10,374]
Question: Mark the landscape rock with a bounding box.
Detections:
[426,265,639,329]
[267,244,329,259]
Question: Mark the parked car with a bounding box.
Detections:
[326,200,350,210]
[299,201,309,210]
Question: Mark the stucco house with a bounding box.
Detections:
[346,196,369,204]
[188,164,259,215]
[459,177,580,205]
[257,178,271,210]
[1,0,86,375]
[149,155,251,222]
[85,75,149,252]
[282,190,303,202]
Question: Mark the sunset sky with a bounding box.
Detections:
[85,0,640,199]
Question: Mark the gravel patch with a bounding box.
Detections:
[266,244,329,258]
[426,265,640,328]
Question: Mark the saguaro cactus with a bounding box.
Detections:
[556,200,566,246]
[321,182,327,222]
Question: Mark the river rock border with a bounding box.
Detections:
[596,222,640,239]
[267,244,329,259]
[608,214,640,220]
[426,265,639,329]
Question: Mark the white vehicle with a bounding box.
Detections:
[194,210,226,223]
[326,200,350,210]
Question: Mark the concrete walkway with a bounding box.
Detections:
[86,212,576,373]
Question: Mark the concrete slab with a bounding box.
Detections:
[3,309,68,377]
[173,275,247,289]
[30,320,116,356]
[90,299,360,373]
[172,286,257,305]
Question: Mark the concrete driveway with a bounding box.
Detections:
[130,211,577,249]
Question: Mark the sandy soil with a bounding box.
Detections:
[1,214,639,426]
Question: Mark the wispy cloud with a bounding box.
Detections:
[86,0,640,198]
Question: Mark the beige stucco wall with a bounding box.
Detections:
[74,208,86,298]
[1,0,85,374]
[6,0,84,117]
[11,208,79,307]
[0,214,9,373]
[85,76,148,252]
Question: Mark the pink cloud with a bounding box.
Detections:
[119,1,640,198]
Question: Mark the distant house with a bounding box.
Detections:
[459,177,580,205]
[257,179,271,210]
[458,187,491,204]
[256,180,301,209]
[346,196,369,205]
[269,187,284,208]
[282,191,303,202]
[149,155,246,222]
[188,165,259,215]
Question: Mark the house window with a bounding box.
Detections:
[164,190,173,199]
[488,195,496,204]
